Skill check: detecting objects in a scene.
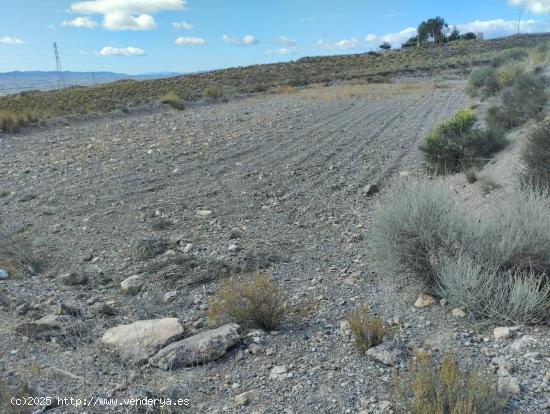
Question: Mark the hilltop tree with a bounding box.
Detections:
[418,17,449,44]
[379,41,392,51]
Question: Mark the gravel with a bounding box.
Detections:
[0,80,548,413]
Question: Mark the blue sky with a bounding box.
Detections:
[1,0,550,74]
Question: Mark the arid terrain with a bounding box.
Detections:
[1,77,549,414]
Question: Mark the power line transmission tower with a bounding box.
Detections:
[517,12,522,35]
[53,42,66,89]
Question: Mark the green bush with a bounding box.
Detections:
[486,73,547,130]
[467,67,498,97]
[520,118,550,193]
[420,108,506,173]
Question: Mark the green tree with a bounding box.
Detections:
[447,27,461,42]
[418,16,449,44]
[379,41,392,51]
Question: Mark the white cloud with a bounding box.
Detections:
[172,21,193,30]
[175,36,206,45]
[266,47,295,55]
[316,37,360,50]
[62,16,98,29]
[222,34,258,46]
[456,18,550,37]
[364,27,416,46]
[0,36,25,45]
[70,0,186,30]
[274,35,296,47]
[99,46,145,56]
[508,0,550,14]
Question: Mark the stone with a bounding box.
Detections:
[366,341,407,366]
[510,335,536,352]
[183,243,193,253]
[229,228,242,239]
[16,303,30,315]
[270,365,288,380]
[16,314,69,339]
[56,303,82,317]
[149,324,240,370]
[364,183,379,196]
[196,209,212,217]
[0,268,9,280]
[452,307,466,318]
[234,392,250,406]
[120,275,144,295]
[101,318,184,363]
[493,327,513,340]
[498,375,521,395]
[19,193,36,202]
[60,272,88,286]
[91,302,116,316]
[163,291,177,302]
[414,293,437,308]
[228,244,240,252]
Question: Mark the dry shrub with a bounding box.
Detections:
[276,85,297,94]
[0,373,32,414]
[0,111,36,133]
[520,118,550,193]
[494,62,524,90]
[0,216,38,277]
[478,176,502,195]
[346,304,385,353]
[392,351,508,414]
[486,73,547,130]
[207,271,287,330]
[159,91,185,110]
[436,256,549,324]
[203,86,222,100]
[464,168,478,184]
[368,178,465,285]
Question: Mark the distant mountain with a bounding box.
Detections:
[0,71,181,95]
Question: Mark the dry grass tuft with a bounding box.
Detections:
[0,111,37,133]
[159,91,185,110]
[347,304,385,353]
[392,351,508,414]
[207,271,287,330]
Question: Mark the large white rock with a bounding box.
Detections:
[414,293,437,308]
[101,318,184,363]
[493,327,513,341]
[149,324,240,370]
[366,341,407,366]
[120,275,144,295]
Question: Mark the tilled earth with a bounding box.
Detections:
[1,80,549,413]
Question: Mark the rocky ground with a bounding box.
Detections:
[0,80,549,413]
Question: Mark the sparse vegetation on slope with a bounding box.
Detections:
[0,34,548,120]
[486,73,547,130]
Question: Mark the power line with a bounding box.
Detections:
[53,42,66,89]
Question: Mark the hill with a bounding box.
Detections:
[0,71,181,96]
[0,33,549,120]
